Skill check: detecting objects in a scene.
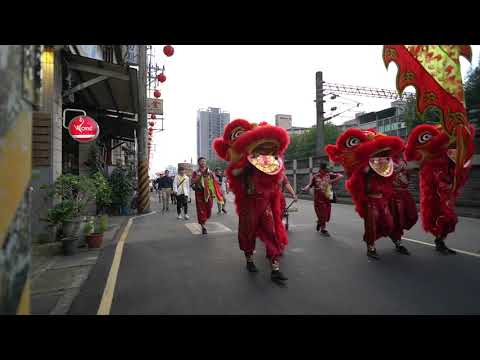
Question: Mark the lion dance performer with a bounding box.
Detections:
[302,162,343,236]
[388,154,418,252]
[384,45,474,255]
[191,157,224,235]
[213,119,290,284]
[325,128,411,259]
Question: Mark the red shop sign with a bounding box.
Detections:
[68,115,100,143]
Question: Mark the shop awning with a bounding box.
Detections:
[63,52,139,116]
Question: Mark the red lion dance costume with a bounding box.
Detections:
[384,45,475,255]
[325,128,412,259]
[213,119,290,284]
[389,155,418,243]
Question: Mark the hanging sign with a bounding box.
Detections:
[68,115,100,142]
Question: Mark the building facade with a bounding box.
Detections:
[30,45,141,243]
[196,107,230,161]
[337,101,408,139]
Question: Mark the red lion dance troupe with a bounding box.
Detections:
[188,45,475,285]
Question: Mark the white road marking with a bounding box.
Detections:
[185,223,201,235]
[280,225,480,259]
[184,222,232,235]
[401,237,480,258]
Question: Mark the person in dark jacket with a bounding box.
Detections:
[156,170,174,212]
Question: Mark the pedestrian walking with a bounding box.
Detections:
[173,167,190,220]
[156,170,174,212]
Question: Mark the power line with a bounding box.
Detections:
[323,81,415,100]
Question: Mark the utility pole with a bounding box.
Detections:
[137,45,151,213]
[315,71,326,157]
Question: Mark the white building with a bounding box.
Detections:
[275,114,292,130]
[197,107,230,161]
[337,101,409,139]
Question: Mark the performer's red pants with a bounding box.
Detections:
[314,191,331,228]
[364,197,394,246]
[195,192,213,225]
[239,194,283,262]
[389,190,418,241]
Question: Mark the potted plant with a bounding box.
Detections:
[84,215,109,248]
[42,174,96,254]
[43,200,74,241]
[109,167,134,215]
[91,171,112,215]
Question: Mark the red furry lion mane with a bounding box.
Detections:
[212,119,290,246]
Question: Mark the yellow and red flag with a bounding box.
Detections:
[383,45,474,192]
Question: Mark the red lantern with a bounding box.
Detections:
[151,113,157,119]
[163,45,174,57]
[157,73,166,83]
[153,89,161,98]
[149,121,155,127]
[148,128,153,133]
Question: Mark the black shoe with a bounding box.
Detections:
[246,261,259,273]
[396,245,411,255]
[217,211,222,215]
[435,242,457,255]
[271,270,288,281]
[316,223,321,232]
[321,229,330,237]
[222,208,227,214]
[367,248,380,260]
[202,227,207,235]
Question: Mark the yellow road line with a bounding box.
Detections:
[97,218,133,315]
[402,237,480,258]
[97,211,158,315]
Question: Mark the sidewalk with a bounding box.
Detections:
[30,215,129,315]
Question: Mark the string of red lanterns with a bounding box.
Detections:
[147,45,174,169]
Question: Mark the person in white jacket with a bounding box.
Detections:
[173,166,190,220]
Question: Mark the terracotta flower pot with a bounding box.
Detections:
[86,233,104,249]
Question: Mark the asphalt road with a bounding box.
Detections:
[70,193,480,315]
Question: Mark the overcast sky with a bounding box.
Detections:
[149,45,480,174]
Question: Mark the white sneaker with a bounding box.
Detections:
[177,215,182,220]
[184,214,190,220]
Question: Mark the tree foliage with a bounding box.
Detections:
[465,57,480,111]
[206,159,228,171]
[285,123,340,160]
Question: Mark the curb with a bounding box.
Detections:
[38,217,131,315]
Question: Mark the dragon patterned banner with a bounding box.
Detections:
[383,45,474,192]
